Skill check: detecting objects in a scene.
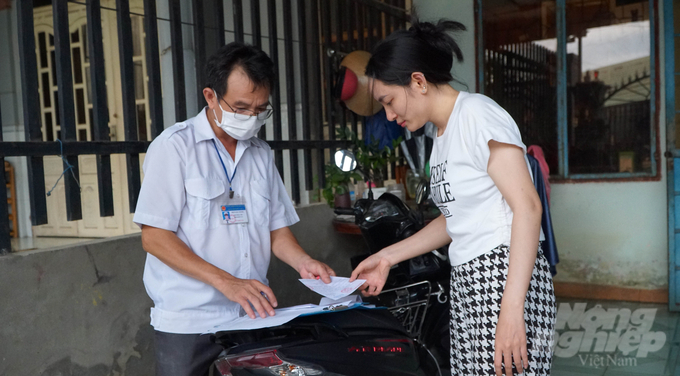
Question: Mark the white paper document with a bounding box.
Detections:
[298,276,366,300]
[207,296,364,333]
[318,294,363,307]
[208,304,322,333]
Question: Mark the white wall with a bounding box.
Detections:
[414,0,669,290]
[550,180,668,289]
[412,0,477,93]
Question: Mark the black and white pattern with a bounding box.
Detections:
[450,245,556,375]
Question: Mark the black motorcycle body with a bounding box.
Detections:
[212,309,438,376]
[211,193,450,376]
[345,193,451,368]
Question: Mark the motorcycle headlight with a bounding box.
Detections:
[214,349,324,376]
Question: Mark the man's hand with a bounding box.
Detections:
[271,227,337,284]
[216,276,278,319]
[297,257,336,283]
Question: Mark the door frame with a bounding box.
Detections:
[665,0,679,311]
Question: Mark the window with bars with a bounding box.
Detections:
[480,0,657,179]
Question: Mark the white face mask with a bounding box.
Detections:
[212,91,266,140]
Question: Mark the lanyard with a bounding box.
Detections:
[211,139,237,198]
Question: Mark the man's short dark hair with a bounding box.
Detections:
[205,42,276,98]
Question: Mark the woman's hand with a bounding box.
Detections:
[348,215,451,297]
[349,253,392,296]
[494,307,528,376]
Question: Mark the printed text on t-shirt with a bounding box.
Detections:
[430,161,455,217]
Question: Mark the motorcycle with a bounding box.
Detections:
[210,150,450,376]
[332,149,451,372]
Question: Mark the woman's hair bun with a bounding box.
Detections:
[365,15,467,86]
[410,19,466,63]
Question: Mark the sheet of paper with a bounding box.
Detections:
[207,300,368,333]
[207,304,323,333]
[319,294,362,307]
[299,276,366,300]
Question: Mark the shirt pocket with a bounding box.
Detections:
[250,179,270,228]
[184,178,225,229]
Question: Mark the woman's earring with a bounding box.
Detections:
[422,88,426,93]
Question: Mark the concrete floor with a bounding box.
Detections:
[552,298,680,376]
[10,236,101,252]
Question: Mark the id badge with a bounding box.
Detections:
[220,195,248,225]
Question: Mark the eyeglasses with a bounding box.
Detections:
[221,98,274,121]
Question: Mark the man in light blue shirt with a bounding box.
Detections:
[134,42,335,376]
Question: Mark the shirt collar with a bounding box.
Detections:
[194,107,260,149]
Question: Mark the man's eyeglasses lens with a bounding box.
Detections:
[223,99,273,121]
[232,109,273,121]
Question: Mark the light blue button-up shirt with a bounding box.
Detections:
[133,108,299,334]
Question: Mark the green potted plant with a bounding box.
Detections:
[322,164,362,208]
[336,127,401,188]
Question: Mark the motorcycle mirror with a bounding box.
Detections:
[415,179,430,205]
[334,150,357,172]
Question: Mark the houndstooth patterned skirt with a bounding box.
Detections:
[450,245,556,375]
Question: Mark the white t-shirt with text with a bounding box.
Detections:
[430,92,544,266]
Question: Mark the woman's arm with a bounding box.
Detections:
[486,140,543,376]
[349,214,451,295]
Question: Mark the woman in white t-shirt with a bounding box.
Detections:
[350,19,556,376]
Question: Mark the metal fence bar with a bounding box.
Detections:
[475,0,484,94]
[0,140,350,157]
[170,0,187,121]
[87,0,115,217]
[267,140,352,150]
[251,0,262,48]
[387,0,395,35]
[0,103,10,254]
[16,0,47,226]
[556,0,568,177]
[380,3,394,178]
[357,2,365,50]
[267,0,284,175]
[117,0,142,212]
[144,0,165,139]
[193,0,207,109]
[648,0,657,178]
[233,0,245,43]
[282,0,300,202]
[215,0,225,47]
[367,4,376,49]
[310,0,325,189]
[355,0,409,22]
[379,2,386,39]
[348,0,355,49]
[334,0,347,138]
[53,0,83,221]
[256,0,266,139]
[321,0,335,145]
[298,0,313,191]
[348,2,359,138]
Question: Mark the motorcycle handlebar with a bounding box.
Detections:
[334,208,356,216]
